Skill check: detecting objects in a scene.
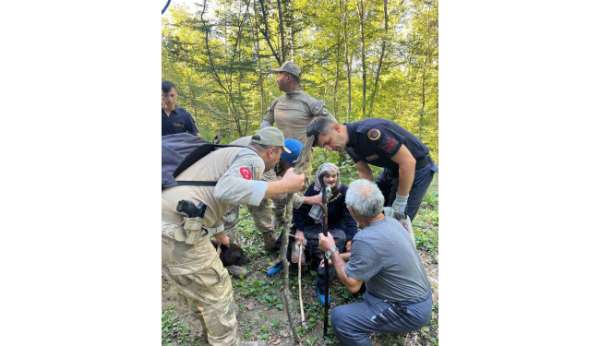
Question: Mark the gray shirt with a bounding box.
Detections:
[345,217,431,302]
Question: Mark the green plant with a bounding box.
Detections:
[162,305,198,345]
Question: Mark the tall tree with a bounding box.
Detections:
[356,0,367,118]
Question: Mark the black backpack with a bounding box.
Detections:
[162,133,242,190]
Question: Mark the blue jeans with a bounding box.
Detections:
[377,160,437,221]
[331,291,432,346]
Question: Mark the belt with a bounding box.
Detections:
[415,155,433,170]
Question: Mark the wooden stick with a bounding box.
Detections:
[280,220,301,345]
[280,135,314,345]
[297,242,306,325]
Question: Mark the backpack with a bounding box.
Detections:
[162,133,243,190]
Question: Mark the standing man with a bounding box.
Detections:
[261,61,337,175]
[162,127,305,345]
[319,180,432,345]
[162,80,198,136]
[307,117,437,222]
[261,61,337,233]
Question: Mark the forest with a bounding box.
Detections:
[162,0,437,161]
[162,1,438,345]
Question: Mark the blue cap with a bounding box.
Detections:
[280,138,303,165]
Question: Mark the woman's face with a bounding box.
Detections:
[323,172,338,187]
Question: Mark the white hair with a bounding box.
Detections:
[345,179,384,218]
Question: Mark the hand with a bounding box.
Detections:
[392,194,409,218]
[318,232,335,252]
[318,258,331,268]
[399,216,412,233]
[303,194,322,206]
[383,206,403,221]
[280,168,305,193]
[214,232,230,247]
[294,230,305,245]
[345,240,352,252]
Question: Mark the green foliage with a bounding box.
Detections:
[163,0,438,161]
[163,3,438,340]
[164,183,438,345]
[414,180,439,257]
[162,305,200,345]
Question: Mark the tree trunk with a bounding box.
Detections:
[287,0,295,60]
[199,0,243,137]
[419,68,426,138]
[367,0,389,118]
[343,0,352,122]
[276,0,287,61]
[333,38,341,117]
[357,0,367,118]
[257,0,282,64]
[252,0,266,116]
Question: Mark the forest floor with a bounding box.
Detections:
[162,183,438,346]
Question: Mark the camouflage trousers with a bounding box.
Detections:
[223,163,310,243]
[162,225,239,346]
[223,197,275,244]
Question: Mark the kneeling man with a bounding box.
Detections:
[319,179,432,345]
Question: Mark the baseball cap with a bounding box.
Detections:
[271,61,301,79]
[251,127,291,153]
[280,138,304,165]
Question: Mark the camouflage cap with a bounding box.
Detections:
[271,61,301,78]
[252,127,291,153]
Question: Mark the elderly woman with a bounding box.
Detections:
[291,162,358,304]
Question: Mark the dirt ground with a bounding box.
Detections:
[162,186,438,345]
[162,250,437,346]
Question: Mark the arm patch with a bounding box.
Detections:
[367,128,381,141]
[382,137,399,153]
[239,167,252,180]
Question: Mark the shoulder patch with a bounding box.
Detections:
[239,167,252,180]
[383,137,399,153]
[367,128,381,141]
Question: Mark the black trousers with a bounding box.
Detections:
[292,226,347,291]
[376,160,437,221]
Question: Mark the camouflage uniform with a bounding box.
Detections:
[260,80,337,236]
[162,145,269,346]
[224,136,304,247]
[261,89,336,178]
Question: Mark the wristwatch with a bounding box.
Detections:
[325,244,339,260]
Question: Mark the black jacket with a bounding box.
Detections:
[292,183,358,240]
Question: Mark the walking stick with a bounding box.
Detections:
[280,135,314,345]
[297,242,306,326]
[319,173,331,338]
